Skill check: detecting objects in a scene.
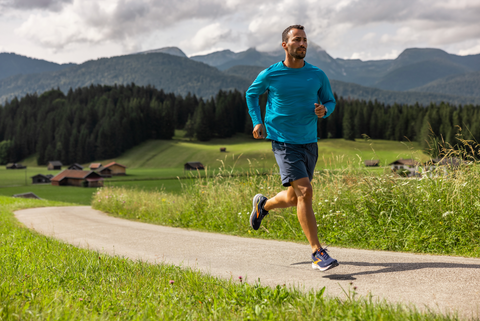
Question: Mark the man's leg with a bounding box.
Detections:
[289,177,322,253]
[263,186,297,210]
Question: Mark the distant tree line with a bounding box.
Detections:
[0,83,479,165]
[319,97,480,151]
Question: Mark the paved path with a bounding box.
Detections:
[15,206,480,320]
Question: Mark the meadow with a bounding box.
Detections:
[0,196,457,320]
[0,133,428,205]
[93,161,480,258]
[0,135,469,319]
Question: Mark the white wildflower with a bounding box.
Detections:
[442,211,453,217]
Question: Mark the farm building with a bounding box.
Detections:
[184,162,205,171]
[13,192,41,199]
[89,163,102,170]
[101,162,127,176]
[48,161,63,170]
[31,174,53,184]
[6,163,26,169]
[389,158,420,177]
[51,170,104,187]
[68,163,84,170]
[97,167,112,178]
[364,160,380,167]
[429,157,464,168]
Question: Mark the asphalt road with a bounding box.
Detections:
[15,206,480,320]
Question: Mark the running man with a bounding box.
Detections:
[246,25,339,271]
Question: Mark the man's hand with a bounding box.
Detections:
[314,103,326,118]
[252,124,266,139]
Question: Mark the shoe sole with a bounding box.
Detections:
[312,260,339,272]
[249,194,263,230]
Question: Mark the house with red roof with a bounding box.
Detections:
[51,170,104,187]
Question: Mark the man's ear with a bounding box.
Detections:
[281,42,287,49]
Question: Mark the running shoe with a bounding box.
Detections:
[311,248,339,271]
[250,194,269,230]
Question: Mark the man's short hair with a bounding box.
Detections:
[282,25,305,43]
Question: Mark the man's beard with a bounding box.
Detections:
[289,47,306,59]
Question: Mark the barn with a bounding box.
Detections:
[48,161,63,170]
[31,174,53,184]
[101,162,127,176]
[184,162,205,171]
[51,170,104,187]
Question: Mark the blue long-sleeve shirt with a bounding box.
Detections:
[246,61,336,144]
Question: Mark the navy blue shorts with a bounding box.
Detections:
[271,140,318,187]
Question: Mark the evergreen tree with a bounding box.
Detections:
[342,106,355,141]
[194,100,212,141]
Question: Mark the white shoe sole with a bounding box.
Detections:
[312,260,339,272]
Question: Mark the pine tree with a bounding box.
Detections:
[342,106,355,141]
[194,100,212,141]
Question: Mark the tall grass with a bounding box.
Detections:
[1,197,456,320]
[94,154,480,257]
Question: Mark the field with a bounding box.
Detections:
[0,132,429,205]
[1,196,455,320]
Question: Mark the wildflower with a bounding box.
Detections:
[79,298,83,301]
[239,276,243,283]
[169,280,174,285]
[442,211,453,217]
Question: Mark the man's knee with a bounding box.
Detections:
[293,180,313,201]
[287,194,298,206]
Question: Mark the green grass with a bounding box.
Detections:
[93,163,480,258]
[1,196,455,320]
[2,136,429,205]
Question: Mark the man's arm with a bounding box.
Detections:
[246,70,269,139]
[317,72,336,118]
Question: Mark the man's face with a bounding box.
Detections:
[283,28,307,59]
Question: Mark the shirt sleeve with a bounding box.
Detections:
[317,72,336,119]
[245,70,269,127]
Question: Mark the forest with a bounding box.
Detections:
[1,83,479,165]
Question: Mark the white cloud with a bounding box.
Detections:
[182,22,233,52]
[3,0,480,63]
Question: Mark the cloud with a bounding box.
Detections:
[182,23,233,52]
[8,0,480,61]
[2,0,73,11]
[15,0,240,51]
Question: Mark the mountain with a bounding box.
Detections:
[192,46,480,97]
[373,58,470,91]
[2,47,480,107]
[409,71,480,98]
[222,65,480,106]
[190,49,239,67]
[0,53,250,102]
[0,52,75,81]
[136,46,187,58]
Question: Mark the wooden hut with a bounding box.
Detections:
[97,167,112,178]
[48,161,62,170]
[31,174,52,184]
[89,163,102,170]
[184,162,205,171]
[68,163,84,170]
[51,170,104,187]
[364,160,380,167]
[6,163,27,169]
[102,162,127,176]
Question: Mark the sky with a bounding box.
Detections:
[1,0,480,64]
